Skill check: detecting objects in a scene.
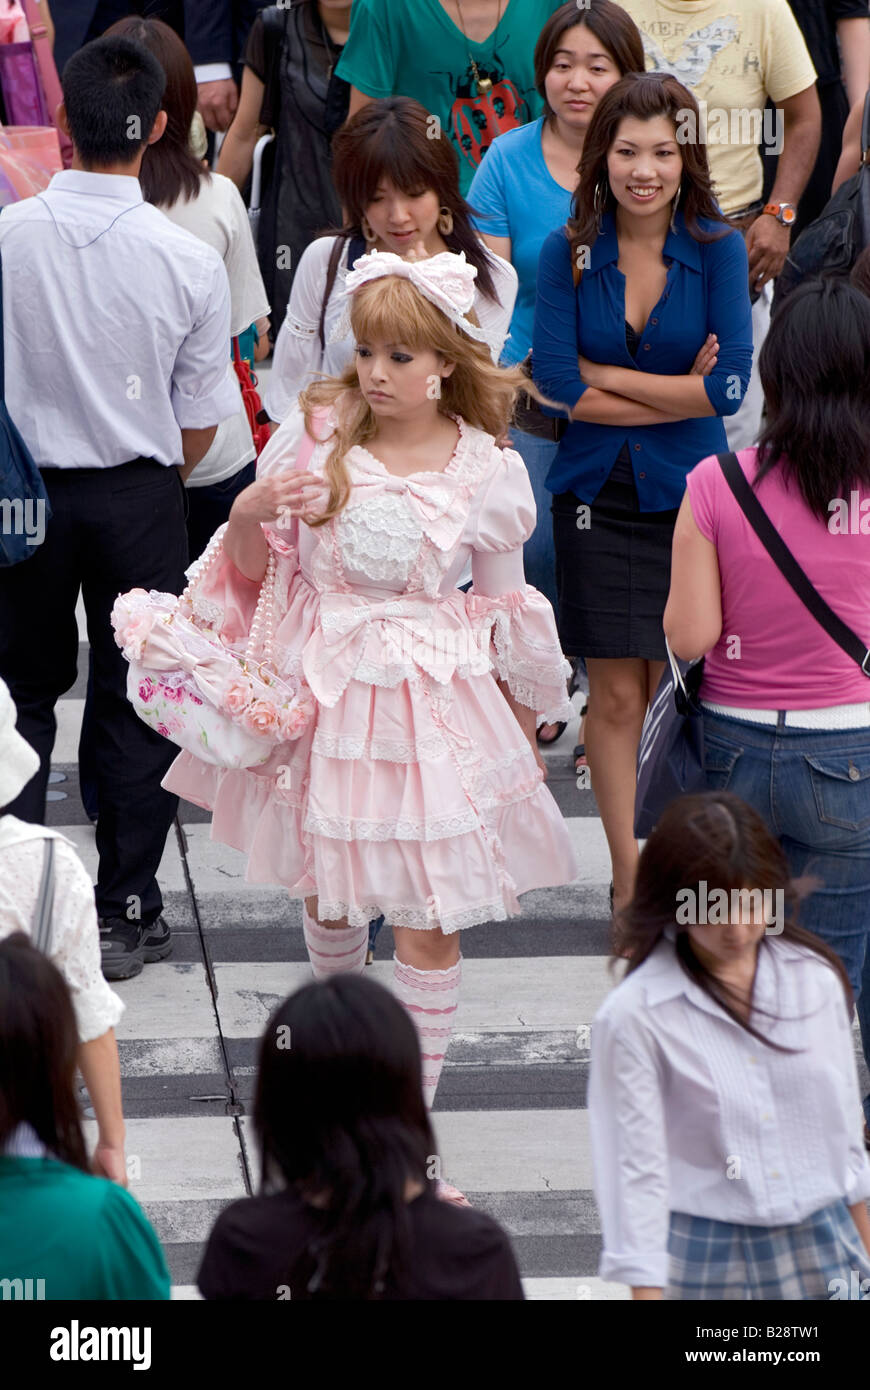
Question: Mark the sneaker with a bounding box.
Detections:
[142,915,172,964]
[98,917,145,981]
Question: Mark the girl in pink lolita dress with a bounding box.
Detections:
[163,250,578,1134]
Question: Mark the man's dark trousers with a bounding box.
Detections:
[0,458,188,926]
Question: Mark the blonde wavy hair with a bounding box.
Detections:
[297,275,553,527]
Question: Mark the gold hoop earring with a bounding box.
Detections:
[592,177,608,232]
[437,206,454,236]
[361,216,377,245]
[670,181,682,233]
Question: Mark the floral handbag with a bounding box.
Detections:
[112,531,314,769]
[111,525,314,768]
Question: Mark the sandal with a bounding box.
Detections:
[574,702,589,774]
[536,719,567,746]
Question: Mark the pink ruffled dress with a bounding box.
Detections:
[163,405,579,932]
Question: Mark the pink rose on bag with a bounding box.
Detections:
[188,690,204,706]
[159,683,184,703]
[224,680,253,716]
[242,699,279,736]
[156,723,171,738]
[111,591,156,658]
[278,704,309,739]
[138,677,156,703]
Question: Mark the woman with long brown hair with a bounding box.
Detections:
[532,72,753,915]
[589,792,870,1300]
[163,252,577,1203]
[263,95,517,423]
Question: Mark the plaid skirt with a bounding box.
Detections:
[666,1201,870,1300]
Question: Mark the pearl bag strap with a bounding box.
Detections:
[180,414,326,666]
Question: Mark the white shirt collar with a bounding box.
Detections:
[47,170,144,204]
[641,931,811,1018]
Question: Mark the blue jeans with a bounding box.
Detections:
[508,428,558,613]
[703,710,870,1122]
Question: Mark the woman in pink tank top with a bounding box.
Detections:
[664,277,870,1147]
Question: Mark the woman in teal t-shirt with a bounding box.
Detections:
[0,934,170,1300]
[336,0,562,196]
[467,0,643,748]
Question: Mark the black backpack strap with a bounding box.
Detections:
[862,88,870,160]
[318,236,346,354]
[718,452,870,677]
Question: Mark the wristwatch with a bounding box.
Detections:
[762,202,797,226]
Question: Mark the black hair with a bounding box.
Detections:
[758,277,870,517]
[253,973,437,1299]
[0,933,89,1168]
[615,792,852,1050]
[61,35,166,168]
[331,96,499,301]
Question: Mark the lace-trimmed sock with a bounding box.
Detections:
[392,954,462,1107]
[302,909,368,980]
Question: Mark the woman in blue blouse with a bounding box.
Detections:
[532,72,753,915]
[468,0,643,748]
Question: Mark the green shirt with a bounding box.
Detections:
[335,0,562,195]
[0,1157,170,1300]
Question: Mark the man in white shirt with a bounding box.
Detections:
[0,36,239,981]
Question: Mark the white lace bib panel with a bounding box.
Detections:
[334,489,423,589]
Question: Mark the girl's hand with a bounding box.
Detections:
[578,355,608,390]
[689,334,719,375]
[403,238,431,263]
[230,472,327,527]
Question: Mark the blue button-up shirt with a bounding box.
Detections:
[532,212,753,511]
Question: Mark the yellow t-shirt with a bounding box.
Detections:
[621,0,817,214]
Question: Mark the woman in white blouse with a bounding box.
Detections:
[265,96,517,423]
[0,680,127,1183]
[589,791,870,1301]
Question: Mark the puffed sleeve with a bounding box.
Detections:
[466,446,572,722]
[264,237,338,422]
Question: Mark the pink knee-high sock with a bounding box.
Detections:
[392,954,462,1107]
[302,908,368,980]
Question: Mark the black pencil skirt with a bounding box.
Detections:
[552,473,679,662]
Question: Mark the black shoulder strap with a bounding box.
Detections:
[862,88,870,160]
[717,452,870,677]
[318,236,346,354]
[261,5,289,127]
[32,838,55,955]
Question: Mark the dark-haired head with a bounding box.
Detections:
[0,933,89,1168]
[253,973,435,1299]
[567,72,726,279]
[61,35,166,170]
[534,0,644,123]
[616,792,851,1046]
[758,277,870,516]
[103,17,205,205]
[330,96,498,300]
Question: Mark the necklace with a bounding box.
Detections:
[453,0,504,96]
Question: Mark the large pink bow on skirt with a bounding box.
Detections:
[303,590,484,707]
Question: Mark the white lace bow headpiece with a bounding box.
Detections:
[343,249,497,354]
